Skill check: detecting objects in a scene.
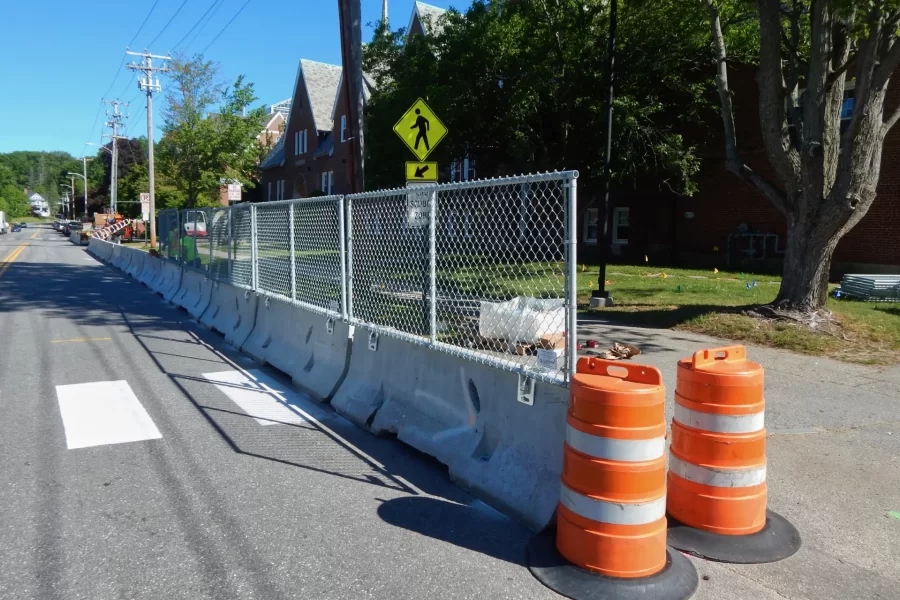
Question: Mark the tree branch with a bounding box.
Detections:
[756,0,801,190]
[886,104,900,131]
[828,54,856,84]
[703,0,791,215]
[873,36,900,90]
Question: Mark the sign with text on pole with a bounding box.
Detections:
[227,183,242,202]
[393,98,447,161]
[406,182,434,229]
[406,161,438,182]
[140,193,150,221]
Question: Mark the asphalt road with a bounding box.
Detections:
[0,225,562,600]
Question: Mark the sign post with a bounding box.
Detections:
[140,193,150,221]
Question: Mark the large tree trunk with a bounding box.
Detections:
[775,216,838,311]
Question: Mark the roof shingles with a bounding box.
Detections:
[300,59,343,133]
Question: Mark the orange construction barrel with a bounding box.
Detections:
[665,345,801,564]
[557,357,668,578]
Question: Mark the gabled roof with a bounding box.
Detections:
[329,72,377,122]
[408,1,448,36]
[298,59,343,133]
[259,136,285,170]
[28,192,46,201]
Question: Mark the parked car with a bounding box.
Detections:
[19,222,28,228]
[11,225,21,232]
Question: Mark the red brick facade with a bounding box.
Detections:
[592,66,900,275]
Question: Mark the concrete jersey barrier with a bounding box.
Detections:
[88,238,113,262]
[157,260,183,302]
[330,333,567,533]
[171,267,213,319]
[110,243,132,272]
[136,254,162,288]
[200,281,259,349]
[124,247,146,279]
[240,296,350,402]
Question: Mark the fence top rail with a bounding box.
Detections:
[345,170,579,201]
[254,195,344,209]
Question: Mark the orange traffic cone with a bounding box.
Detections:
[527,358,698,600]
[666,346,801,563]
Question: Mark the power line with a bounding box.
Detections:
[183,0,226,51]
[147,0,190,48]
[172,0,224,51]
[201,0,251,54]
[128,0,162,47]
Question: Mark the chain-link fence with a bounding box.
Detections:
[151,171,577,384]
[347,172,577,384]
[254,196,345,317]
[157,209,180,262]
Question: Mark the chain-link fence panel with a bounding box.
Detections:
[229,204,253,288]
[179,208,211,273]
[347,189,432,336]
[254,202,292,300]
[292,197,345,316]
[346,172,577,384]
[208,207,230,281]
[435,174,573,383]
[157,209,180,263]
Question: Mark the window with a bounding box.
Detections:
[267,182,272,201]
[340,115,347,142]
[321,171,334,194]
[276,180,285,200]
[301,129,308,153]
[294,131,299,154]
[583,208,599,243]
[612,207,630,244]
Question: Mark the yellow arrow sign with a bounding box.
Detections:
[406,161,438,181]
[393,98,447,161]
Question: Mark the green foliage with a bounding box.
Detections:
[157,54,270,208]
[0,184,31,218]
[0,150,81,206]
[363,0,722,195]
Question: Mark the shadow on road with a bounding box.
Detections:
[376,496,531,566]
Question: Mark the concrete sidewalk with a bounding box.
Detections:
[578,317,900,599]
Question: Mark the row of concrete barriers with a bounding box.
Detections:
[87,238,568,532]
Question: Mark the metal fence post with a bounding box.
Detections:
[338,195,349,321]
[566,175,579,381]
[429,188,438,344]
[250,204,258,290]
[208,209,214,274]
[289,202,297,302]
[345,195,354,322]
[227,206,232,282]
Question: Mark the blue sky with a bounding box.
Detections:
[0,0,462,157]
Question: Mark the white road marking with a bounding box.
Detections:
[203,368,330,426]
[56,380,162,449]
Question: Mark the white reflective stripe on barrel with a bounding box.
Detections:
[560,483,666,525]
[669,455,767,488]
[674,403,765,434]
[566,425,665,462]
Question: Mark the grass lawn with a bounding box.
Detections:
[17,216,54,223]
[578,264,900,364]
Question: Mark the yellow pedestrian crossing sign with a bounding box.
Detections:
[393,98,447,161]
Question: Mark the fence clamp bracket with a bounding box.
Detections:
[517,374,535,406]
[367,331,379,352]
[326,317,335,335]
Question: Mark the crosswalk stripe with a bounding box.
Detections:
[56,380,162,450]
[202,369,330,426]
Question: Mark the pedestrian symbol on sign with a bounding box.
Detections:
[393,98,447,161]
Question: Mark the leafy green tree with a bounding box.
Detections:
[157,54,269,207]
[363,0,719,195]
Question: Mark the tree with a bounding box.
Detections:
[703,0,900,313]
[363,0,713,195]
[157,54,270,207]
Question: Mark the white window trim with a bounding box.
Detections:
[340,116,347,143]
[612,207,629,245]
[328,171,334,194]
[302,129,307,153]
[583,208,599,244]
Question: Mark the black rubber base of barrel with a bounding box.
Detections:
[526,534,699,600]
[667,509,801,564]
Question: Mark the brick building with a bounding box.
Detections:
[587,66,900,276]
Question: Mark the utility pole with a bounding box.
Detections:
[68,174,77,218]
[382,0,388,25]
[102,100,127,216]
[127,50,170,250]
[338,0,365,192]
[590,0,617,308]
[83,156,93,218]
